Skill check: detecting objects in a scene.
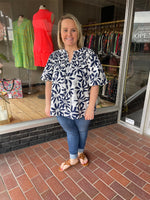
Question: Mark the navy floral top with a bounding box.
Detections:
[41,47,107,119]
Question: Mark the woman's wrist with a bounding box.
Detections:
[88,104,95,110]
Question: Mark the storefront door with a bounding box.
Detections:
[143,73,150,135]
[120,0,150,134]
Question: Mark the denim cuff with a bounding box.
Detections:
[78,149,84,153]
[70,154,78,159]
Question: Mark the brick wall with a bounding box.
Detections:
[0,111,118,153]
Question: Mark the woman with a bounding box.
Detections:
[41,13,107,171]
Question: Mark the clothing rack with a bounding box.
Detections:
[82,19,124,38]
[101,73,118,102]
[102,64,120,68]
[105,74,118,80]
[83,20,124,103]
[82,19,124,28]
[83,19,124,57]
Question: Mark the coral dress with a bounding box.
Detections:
[32,9,54,67]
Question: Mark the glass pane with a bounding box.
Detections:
[0,0,126,126]
[121,0,150,127]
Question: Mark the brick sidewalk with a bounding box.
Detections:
[0,124,150,200]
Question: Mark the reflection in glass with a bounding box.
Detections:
[121,10,150,127]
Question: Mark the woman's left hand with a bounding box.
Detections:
[84,107,94,120]
[85,85,99,120]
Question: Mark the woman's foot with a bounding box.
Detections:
[59,158,78,172]
[78,152,89,166]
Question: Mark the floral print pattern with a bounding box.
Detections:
[41,47,107,119]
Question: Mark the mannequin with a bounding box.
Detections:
[33,5,55,98]
[39,5,55,23]
[12,15,36,70]
[12,15,36,94]
[32,5,55,67]
[0,21,5,41]
[39,5,46,9]
[17,15,24,26]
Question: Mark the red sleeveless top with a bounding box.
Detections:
[33,9,54,67]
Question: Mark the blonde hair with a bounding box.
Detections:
[57,13,83,49]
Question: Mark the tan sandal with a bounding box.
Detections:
[78,153,89,167]
[59,159,78,172]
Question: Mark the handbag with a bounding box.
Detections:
[0,79,23,98]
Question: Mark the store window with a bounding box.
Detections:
[0,0,126,127]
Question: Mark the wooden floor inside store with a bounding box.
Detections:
[1,85,115,125]
[8,85,47,124]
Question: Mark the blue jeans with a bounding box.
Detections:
[57,116,90,159]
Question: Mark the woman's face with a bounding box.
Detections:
[61,19,78,49]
